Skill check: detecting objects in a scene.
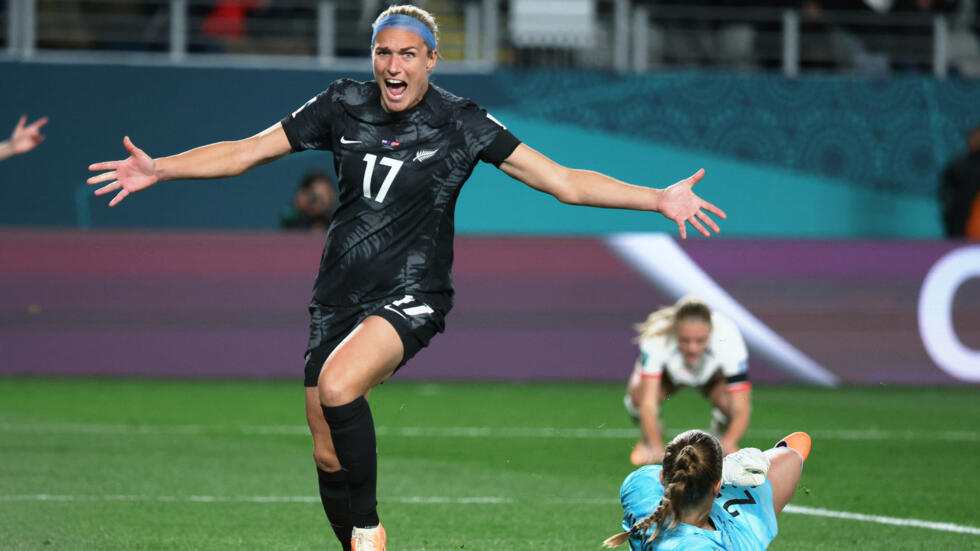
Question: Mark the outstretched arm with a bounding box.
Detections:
[497,144,726,238]
[87,123,292,207]
[0,115,48,162]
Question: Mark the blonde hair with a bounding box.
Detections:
[602,430,723,548]
[372,4,439,55]
[634,296,712,342]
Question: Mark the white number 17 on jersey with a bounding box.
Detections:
[362,154,403,204]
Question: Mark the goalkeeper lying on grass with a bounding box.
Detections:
[604,429,810,550]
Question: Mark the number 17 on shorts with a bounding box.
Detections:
[383,295,435,320]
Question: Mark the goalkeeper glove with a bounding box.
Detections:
[721,447,770,487]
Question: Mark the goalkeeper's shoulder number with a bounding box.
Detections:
[722,488,758,518]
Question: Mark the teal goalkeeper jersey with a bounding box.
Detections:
[619,465,779,550]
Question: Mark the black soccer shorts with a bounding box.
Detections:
[303,294,447,387]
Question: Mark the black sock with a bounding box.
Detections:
[321,396,379,528]
[317,467,352,551]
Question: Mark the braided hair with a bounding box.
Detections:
[603,430,723,548]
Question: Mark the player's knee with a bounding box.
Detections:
[318,379,355,408]
[313,447,341,472]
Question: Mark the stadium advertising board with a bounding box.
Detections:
[1,232,976,384]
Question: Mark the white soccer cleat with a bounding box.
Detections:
[351,524,386,551]
[721,447,770,487]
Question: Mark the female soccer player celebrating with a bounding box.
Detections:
[625,297,751,465]
[87,5,726,550]
[604,430,811,550]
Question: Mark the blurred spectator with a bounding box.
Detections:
[940,126,980,239]
[643,0,760,69]
[281,170,338,232]
[890,0,958,71]
[203,0,261,42]
[195,0,313,55]
[37,0,94,50]
[38,0,162,52]
[801,0,892,75]
[0,115,48,162]
[197,0,270,53]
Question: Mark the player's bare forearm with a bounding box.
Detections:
[156,140,258,181]
[499,144,723,238]
[723,389,752,450]
[560,168,664,211]
[499,144,662,210]
[88,124,292,207]
[557,165,725,239]
[157,125,290,181]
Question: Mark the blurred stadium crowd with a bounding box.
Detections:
[3,0,978,75]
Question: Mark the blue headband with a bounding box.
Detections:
[371,14,437,51]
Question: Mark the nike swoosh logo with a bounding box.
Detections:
[340,137,362,144]
[383,305,408,320]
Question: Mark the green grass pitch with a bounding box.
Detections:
[1,378,978,550]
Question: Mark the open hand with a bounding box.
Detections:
[87,136,157,207]
[659,169,726,239]
[9,115,48,154]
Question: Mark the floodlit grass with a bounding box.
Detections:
[1,378,978,550]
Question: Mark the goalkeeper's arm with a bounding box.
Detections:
[722,432,810,516]
[767,432,810,515]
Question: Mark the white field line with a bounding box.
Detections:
[782,505,980,536]
[0,422,977,442]
[1,494,977,536]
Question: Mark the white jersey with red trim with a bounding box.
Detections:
[638,311,749,389]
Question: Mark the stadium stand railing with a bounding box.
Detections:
[1,0,977,77]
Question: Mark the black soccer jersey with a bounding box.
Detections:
[281,79,519,311]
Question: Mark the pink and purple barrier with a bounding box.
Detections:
[1,231,977,385]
